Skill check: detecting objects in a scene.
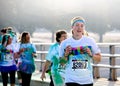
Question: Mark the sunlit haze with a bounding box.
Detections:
[22,0,112,15]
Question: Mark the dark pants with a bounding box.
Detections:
[50,75,54,86]
[20,71,32,86]
[1,71,16,86]
[66,83,93,86]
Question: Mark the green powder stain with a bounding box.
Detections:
[52,56,64,85]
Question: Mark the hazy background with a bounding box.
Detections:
[1,0,120,79]
[0,0,120,42]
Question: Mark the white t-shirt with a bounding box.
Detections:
[0,44,18,66]
[59,36,100,85]
[11,34,17,44]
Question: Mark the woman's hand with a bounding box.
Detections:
[40,73,46,81]
[93,53,101,62]
[60,45,72,64]
[64,45,72,57]
[17,48,25,56]
[86,48,92,57]
[40,60,51,81]
[14,52,19,58]
[32,53,37,58]
[19,48,25,53]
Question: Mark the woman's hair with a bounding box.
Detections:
[1,28,7,33]
[56,30,67,42]
[2,34,11,46]
[20,31,30,43]
[71,16,85,26]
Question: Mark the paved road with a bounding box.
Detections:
[0,71,120,86]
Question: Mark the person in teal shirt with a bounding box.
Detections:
[18,31,37,86]
[6,27,17,43]
[41,30,67,86]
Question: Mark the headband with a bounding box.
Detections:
[72,20,85,26]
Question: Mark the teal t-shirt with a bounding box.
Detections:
[0,35,2,43]
[46,43,64,85]
[46,42,60,74]
[19,43,36,74]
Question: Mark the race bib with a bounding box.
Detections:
[72,59,88,70]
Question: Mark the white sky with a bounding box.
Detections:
[22,0,119,16]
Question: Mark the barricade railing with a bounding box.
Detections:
[34,43,120,81]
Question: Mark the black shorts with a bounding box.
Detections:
[66,83,93,86]
[1,71,16,85]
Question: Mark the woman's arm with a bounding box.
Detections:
[59,45,72,65]
[32,53,37,58]
[14,52,18,58]
[93,53,101,62]
[40,60,51,81]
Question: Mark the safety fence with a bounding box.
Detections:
[34,43,120,81]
